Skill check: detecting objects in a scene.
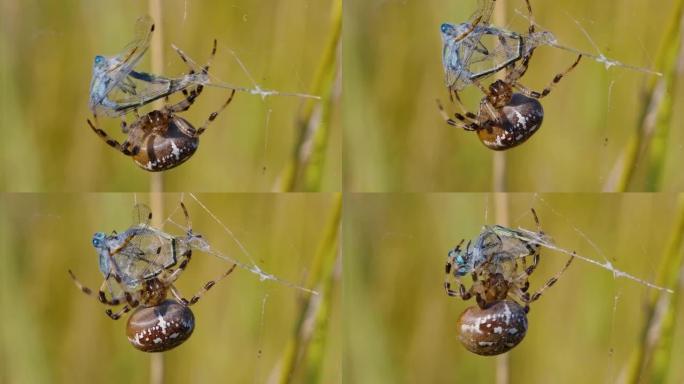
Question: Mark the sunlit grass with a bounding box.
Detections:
[343,193,684,383]
[343,0,684,192]
[0,193,340,383]
[0,0,340,192]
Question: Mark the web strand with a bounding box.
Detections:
[512,228,673,293]
[160,194,318,295]
[513,9,662,76]
[171,44,321,100]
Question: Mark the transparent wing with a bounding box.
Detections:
[105,15,155,88]
[105,204,162,286]
[88,15,155,113]
[132,203,152,228]
[476,229,503,253]
[444,26,525,90]
[443,38,469,89]
[469,0,495,27]
[111,227,173,287]
[466,28,523,80]
[126,203,152,258]
[441,0,494,90]
[127,204,167,281]
[491,225,546,259]
[93,72,204,117]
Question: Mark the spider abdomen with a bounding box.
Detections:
[126,299,195,352]
[131,114,199,171]
[457,300,528,356]
[477,93,543,150]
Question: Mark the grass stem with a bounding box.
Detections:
[276,0,341,192]
[148,0,165,383]
[270,194,341,383]
[620,194,684,383]
[603,0,684,191]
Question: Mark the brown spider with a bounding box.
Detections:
[438,0,582,150]
[445,209,575,355]
[69,202,237,352]
[89,40,236,171]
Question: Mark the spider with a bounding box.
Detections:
[438,0,582,150]
[69,202,237,352]
[88,39,236,172]
[444,209,574,355]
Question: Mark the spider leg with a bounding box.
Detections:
[523,252,540,277]
[445,240,465,297]
[69,268,138,321]
[445,243,474,300]
[173,38,217,76]
[526,251,575,303]
[120,116,129,133]
[105,303,136,320]
[506,49,534,83]
[454,15,482,42]
[177,263,238,306]
[181,201,192,228]
[95,241,144,309]
[106,273,141,307]
[469,78,501,122]
[524,0,535,34]
[443,278,461,297]
[88,117,139,156]
[530,208,542,233]
[163,85,204,114]
[68,270,140,319]
[508,285,532,313]
[68,270,125,306]
[451,91,479,121]
[167,249,193,283]
[162,39,219,114]
[444,278,473,300]
[436,99,479,131]
[194,89,236,136]
[514,54,582,99]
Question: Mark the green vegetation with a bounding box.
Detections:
[344,0,684,192]
[344,194,684,383]
[0,0,340,192]
[0,194,340,383]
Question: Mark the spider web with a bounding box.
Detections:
[506,197,672,293]
[511,8,662,76]
[170,42,321,101]
[149,193,319,295]
[130,192,320,379]
[492,195,675,382]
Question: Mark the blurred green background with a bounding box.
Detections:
[344,0,684,192]
[0,193,341,383]
[344,194,684,383]
[0,0,340,192]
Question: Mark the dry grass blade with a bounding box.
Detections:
[494,192,509,384]
[269,194,341,384]
[148,0,165,382]
[603,0,684,192]
[493,0,510,379]
[276,0,341,192]
[619,194,684,383]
